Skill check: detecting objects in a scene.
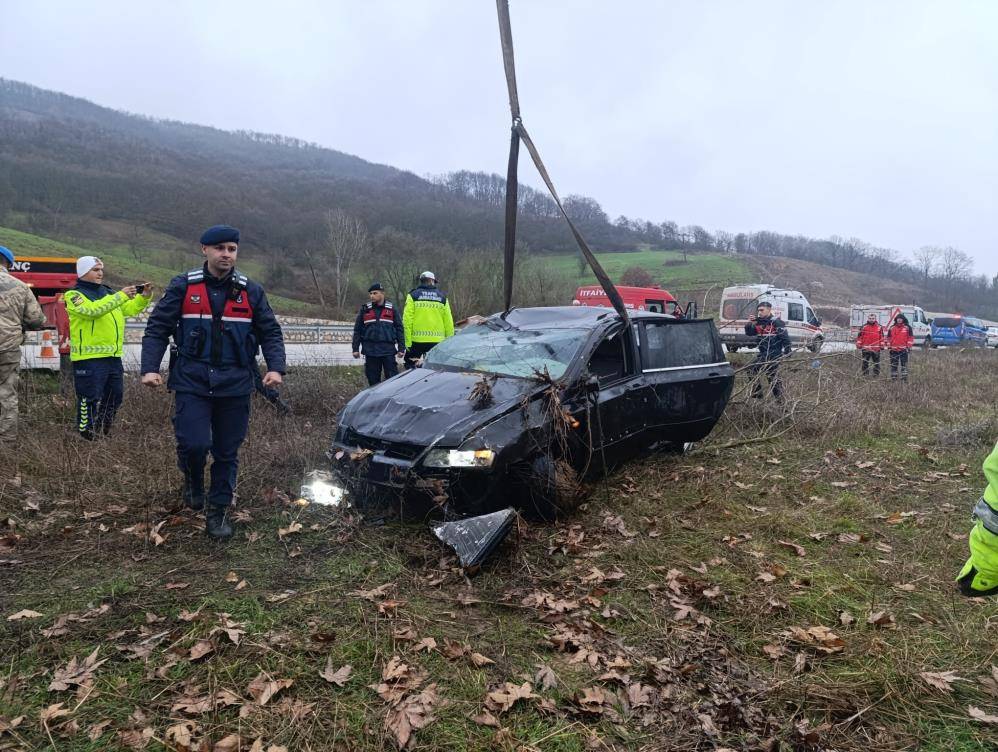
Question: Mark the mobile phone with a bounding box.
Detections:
[134,283,146,294]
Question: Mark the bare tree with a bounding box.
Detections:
[913,246,939,285]
[321,208,369,311]
[939,246,973,303]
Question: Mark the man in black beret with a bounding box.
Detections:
[140,224,287,540]
[352,282,405,386]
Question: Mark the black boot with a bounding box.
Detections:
[183,478,205,511]
[205,505,233,541]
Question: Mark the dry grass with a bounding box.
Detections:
[2,349,998,751]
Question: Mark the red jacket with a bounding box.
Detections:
[886,322,914,351]
[856,322,885,351]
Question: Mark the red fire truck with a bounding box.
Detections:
[572,284,693,317]
[10,256,76,366]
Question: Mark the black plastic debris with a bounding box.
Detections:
[432,508,516,568]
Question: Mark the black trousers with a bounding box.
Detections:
[364,355,399,385]
[889,350,909,381]
[403,341,437,370]
[749,358,783,399]
[861,350,881,377]
[73,357,124,439]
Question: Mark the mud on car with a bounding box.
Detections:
[320,306,733,524]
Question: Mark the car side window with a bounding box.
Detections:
[644,299,665,313]
[787,302,804,321]
[806,308,820,326]
[587,329,634,386]
[642,321,722,369]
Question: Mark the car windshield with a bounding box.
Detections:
[933,317,962,328]
[423,324,588,379]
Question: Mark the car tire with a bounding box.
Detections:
[807,337,824,353]
[519,455,584,521]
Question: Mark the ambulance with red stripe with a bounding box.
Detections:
[718,284,824,352]
[849,304,931,348]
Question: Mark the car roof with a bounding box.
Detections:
[494,306,679,330]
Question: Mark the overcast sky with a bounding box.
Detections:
[2,1,997,275]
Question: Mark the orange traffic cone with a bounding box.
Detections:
[40,329,56,358]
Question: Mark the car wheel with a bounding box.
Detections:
[807,337,824,353]
[519,455,584,521]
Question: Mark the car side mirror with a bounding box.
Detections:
[584,375,600,395]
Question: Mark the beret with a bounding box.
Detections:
[200,225,240,245]
[368,282,384,292]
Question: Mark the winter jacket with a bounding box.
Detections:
[403,285,454,347]
[886,320,914,351]
[65,280,150,362]
[0,266,47,353]
[141,266,286,397]
[855,322,885,351]
[744,316,792,360]
[958,441,998,595]
[352,300,404,357]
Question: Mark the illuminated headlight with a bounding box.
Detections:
[423,449,496,469]
[300,470,346,507]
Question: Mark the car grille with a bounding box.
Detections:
[343,429,423,461]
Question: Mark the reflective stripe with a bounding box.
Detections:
[643,361,730,373]
[974,497,998,536]
[181,313,206,319]
[221,316,252,323]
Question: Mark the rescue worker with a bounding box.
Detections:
[855,313,885,377]
[65,256,152,439]
[402,271,454,369]
[0,245,48,443]
[352,282,404,385]
[956,440,998,597]
[744,301,791,400]
[885,313,914,382]
[140,225,286,541]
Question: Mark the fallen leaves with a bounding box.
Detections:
[920,670,962,693]
[968,706,998,724]
[247,674,294,706]
[385,684,442,749]
[485,681,536,714]
[48,648,108,691]
[783,625,845,655]
[777,540,806,557]
[6,609,42,621]
[277,521,302,539]
[189,639,215,661]
[319,659,352,687]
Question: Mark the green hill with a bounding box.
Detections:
[0,225,315,314]
[545,249,751,290]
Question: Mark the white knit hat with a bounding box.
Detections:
[76,256,101,277]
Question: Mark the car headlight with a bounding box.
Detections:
[300,470,347,506]
[423,449,496,469]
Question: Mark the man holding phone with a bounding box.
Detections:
[65,256,153,439]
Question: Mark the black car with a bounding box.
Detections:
[323,306,733,524]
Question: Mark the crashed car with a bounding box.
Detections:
[317,306,733,536]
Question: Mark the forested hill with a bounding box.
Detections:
[0,78,650,255]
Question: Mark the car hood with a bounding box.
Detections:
[340,368,542,448]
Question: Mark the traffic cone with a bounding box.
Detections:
[40,329,56,358]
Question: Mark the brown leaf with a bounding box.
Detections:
[866,610,897,629]
[348,583,394,601]
[39,703,71,724]
[468,652,495,668]
[164,582,190,590]
[777,540,806,557]
[277,521,302,539]
[247,673,294,706]
[626,683,653,708]
[534,664,557,691]
[755,571,777,584]
[763,644,786,660]
[178,608,202,622]
[7,609,43,621]
[839,610,855,627]
[968,706,998,724]
[117,727,153,749]
[189,639,215,661]
[213,733,242,752]
[48,648,108,691]
[385,683,442,749]
[165,721,198,748]
[414,637,437,653]
[485,682,536,714]
[920,670,962,693]
[86,719,112,741]
[471,710,500,727]
[319,658,352,687]
[225,571,239,583]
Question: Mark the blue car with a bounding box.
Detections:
[930,315,988,347]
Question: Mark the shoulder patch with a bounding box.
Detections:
[68,292,84,305]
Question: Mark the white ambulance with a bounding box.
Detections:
[849,304,931,347]
[718,284,824,352]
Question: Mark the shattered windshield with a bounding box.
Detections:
[423,324,588,379]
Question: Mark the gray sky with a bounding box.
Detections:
[2,1,997,275]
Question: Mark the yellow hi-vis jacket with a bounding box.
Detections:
[958,441,998,595]
[65,284,150,361]
[403,284,454,348]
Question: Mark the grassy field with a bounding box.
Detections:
[0,226,314,315]
[543,249,752,292]
[2,331,998,750]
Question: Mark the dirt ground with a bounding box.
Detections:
[2,348,998,751]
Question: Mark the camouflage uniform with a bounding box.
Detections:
[0,266,47,441]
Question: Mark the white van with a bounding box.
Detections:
[849,304,931,347]
[718,284,823,352]
[987,326,998,349]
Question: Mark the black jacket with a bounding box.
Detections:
[745,316,792,360]
[352,300,405,357]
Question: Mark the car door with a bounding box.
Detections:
[638,319,733,445]
[582,325,648,467]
